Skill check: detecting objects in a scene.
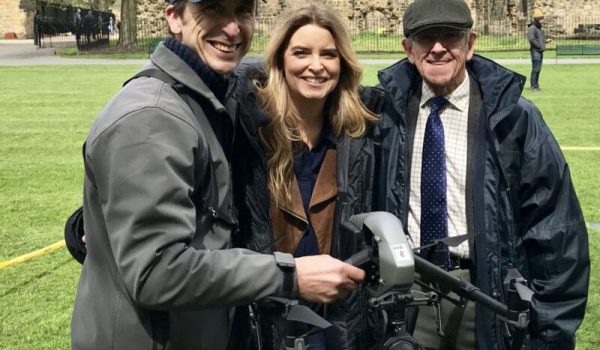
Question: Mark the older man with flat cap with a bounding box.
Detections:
[70,1,365,349]
[374,0,589,349]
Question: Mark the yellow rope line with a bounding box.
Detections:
[561,146,600,151]
[0,240,65,270]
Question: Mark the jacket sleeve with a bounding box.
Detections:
[517,102,590,349]
[528,26,545,51]
[88,107,287,310]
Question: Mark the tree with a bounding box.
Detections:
[118,0,137,49]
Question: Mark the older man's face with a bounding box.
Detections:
[403,29,476,96]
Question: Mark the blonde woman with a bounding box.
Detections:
[233,3,386,349]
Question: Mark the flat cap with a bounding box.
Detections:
[403,0,474,38]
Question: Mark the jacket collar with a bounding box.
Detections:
[233,62,271,134]
[466,55,525,129]
[278,148,338,220]
[309,148,338,207]
[150,42,226,113]
[530,20,542,29]
[377,58,422,121]
[227,61,272,159]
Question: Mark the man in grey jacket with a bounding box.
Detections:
[527,8,551,91]
[71,1,365,349]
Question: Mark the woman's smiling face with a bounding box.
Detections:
[283,24,341,108]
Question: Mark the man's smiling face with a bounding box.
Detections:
[173,0,256,75]
[403,28,476,96]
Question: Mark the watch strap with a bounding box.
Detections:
[274,252,296,298]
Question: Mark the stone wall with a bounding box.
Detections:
[252,0,409,34]
[1,0,35,39]
[532,0,600,35]
[5,0,600,41]
[137,0,162,22]
[245,0,600,36]
[469,0,600,36]
[136,0,167,37]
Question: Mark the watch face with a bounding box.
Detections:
[274,252,295,269]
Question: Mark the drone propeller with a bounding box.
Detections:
[414,233,472,251]
[503,268,534,302]
[287,304,332,329]
[504,268,523,282]
[515,283,534,302]
[264,296,332,330]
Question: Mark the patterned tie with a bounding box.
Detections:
[421,96,451,270]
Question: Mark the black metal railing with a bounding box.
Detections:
[35,13,600,54]
[34,1,115,51]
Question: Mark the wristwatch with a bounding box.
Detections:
[273,251,296,299]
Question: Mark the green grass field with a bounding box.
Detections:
[0,62,598,349]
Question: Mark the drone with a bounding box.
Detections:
[343,212,533,350]
[258,212,533,350]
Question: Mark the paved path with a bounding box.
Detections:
[0,40,147,66]
[3,39,600,66]
[359,57,600,65]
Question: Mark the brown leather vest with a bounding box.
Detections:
[269,148,337,255]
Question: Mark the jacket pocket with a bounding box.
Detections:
[113,293,154,349]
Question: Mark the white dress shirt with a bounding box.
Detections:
[407,73,471,257]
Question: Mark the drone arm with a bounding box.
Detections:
[414,255,507,317]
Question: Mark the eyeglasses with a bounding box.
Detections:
[410,31,469,47]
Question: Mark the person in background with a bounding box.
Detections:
[528,8,551,92]
[70,1,364,349]
[232,3,386,349]
[108,15,114,35]
[375,0,589,349]
[73,8,82,47]
[83,10,96,44]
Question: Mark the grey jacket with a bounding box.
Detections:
[528,21,546,52]
[71,43,289,350]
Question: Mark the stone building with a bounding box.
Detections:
[1,0,36,39]
[472,0,600,36]
[248,0,600,36]
[3,0,600,41]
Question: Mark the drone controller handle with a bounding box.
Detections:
[344,248,372,266]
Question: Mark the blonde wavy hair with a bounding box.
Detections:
[258,3,378,206]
